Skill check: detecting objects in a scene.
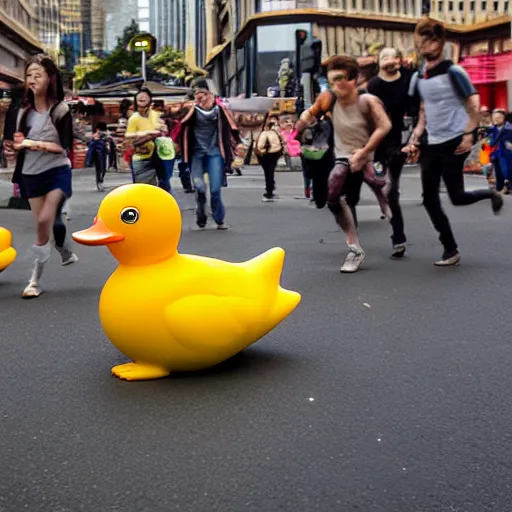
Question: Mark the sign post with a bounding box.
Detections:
[128,33,157,83]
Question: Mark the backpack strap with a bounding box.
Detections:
[49,101,70,126]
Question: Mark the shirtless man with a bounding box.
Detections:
[296,55,391,273]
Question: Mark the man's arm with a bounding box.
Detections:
[295,90,334,133]
[408,102,426,145]
[462,94,481,134]
[361,95,391,155]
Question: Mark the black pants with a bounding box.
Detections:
[493,159,506,191]
[420,137,493,253]
[377,146,407,245]
[260,153,280,196]
[92,152,106,185]
[52,197,66,248]
[301,155,333,209]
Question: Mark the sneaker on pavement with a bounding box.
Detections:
[56,244,78,266]
[217,223,231,230]
[491,191,504,215]
[391,244,406,258]
[22,282,43,299]
[262,194,274,203]
[434,249,460,266]
[340,245,366,273]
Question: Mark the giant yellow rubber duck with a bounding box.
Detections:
[0,227,17,273]
[73,184,301,381]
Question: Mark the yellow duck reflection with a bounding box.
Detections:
[73,184,301,381]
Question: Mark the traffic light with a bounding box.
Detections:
[128,33,157,56]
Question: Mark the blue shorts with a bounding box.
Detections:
[22,165,72,199]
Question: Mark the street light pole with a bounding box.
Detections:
[142,49,147,82]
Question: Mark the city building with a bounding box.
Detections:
[91,0,106,53]
[103,0,148,52]
[0,0,43,87]
[200,0,511,108]
[32,0,60,56]
[149,0,188,52]
[60,0,83,68]
[0,0,44,136]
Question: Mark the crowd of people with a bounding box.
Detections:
[2,16,511,298]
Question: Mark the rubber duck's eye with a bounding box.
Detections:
[120,207,139,224]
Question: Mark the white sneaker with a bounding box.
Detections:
[22,282,43,299]
[340,245,366,273]
[21,259,45,299]
[55,243,78,266]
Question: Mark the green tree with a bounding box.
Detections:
[147,46,207,85]
[78,20,141,87]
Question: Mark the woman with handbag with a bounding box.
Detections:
[256,114,284,202]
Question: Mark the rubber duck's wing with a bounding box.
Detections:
[164,294,261,351]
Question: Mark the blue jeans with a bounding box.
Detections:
[157,158,174,193]
[190,153,225,226]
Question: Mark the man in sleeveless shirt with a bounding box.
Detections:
[296,56,392,273]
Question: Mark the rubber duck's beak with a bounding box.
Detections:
[72,217,125,246]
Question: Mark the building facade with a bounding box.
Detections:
[91,0,105,53]
[60,0,82,68]
[0,0,43,87]
[200,0,511,102]
[32,0,60,55]
[149,0,188,51]
[103,0,138,52]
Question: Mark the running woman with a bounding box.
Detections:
[403,19,503,266]
[8,54,78,298]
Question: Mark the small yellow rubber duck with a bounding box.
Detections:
[73,184,301,381]
[0,227,17,273]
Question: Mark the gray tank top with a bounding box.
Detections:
[332,100,374,161]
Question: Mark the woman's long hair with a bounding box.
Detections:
[23,54,64,108]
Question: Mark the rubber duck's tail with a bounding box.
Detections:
[244,247,301,323]
[271,287,301,324]
[244,247,286,290]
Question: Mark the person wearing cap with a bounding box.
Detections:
[403,18,503,267]
[180,79,244,230]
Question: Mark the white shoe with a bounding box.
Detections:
[55,243,78,266]
[340,245,366,273]
[22,282,43,299]
[21,259,45,299]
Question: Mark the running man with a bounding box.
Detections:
[403,18,503,266]
[368,47,418,258]
[296,55,391,273]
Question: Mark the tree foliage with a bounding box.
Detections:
[147,46,190,81]
[77,19,141,88]
[75,20,206,89]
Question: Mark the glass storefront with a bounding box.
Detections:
[255,22,311,96]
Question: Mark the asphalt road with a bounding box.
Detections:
[1,167,511,512]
